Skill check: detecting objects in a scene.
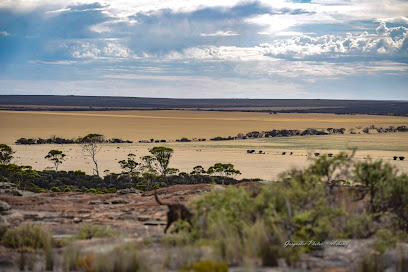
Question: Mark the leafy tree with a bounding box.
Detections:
[118,153,139,176]
[0,144,14,164]
[78,134,104,176]
[143,147,178,177]
[207,163,241,185]
[0,164,40,190]
[45,150,66,171]
[191,165,206,175]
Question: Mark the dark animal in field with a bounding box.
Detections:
[282,152,286,155]
[394,156,398,160]
[154,191,193,233]
[328,153,333,157]
[314,153,320,157]
[400,157,405,161]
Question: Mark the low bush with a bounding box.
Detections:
[1,224,52,250]
[76,224,116,239]
[51,186,61,192]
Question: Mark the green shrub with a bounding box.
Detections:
[50,186,61,192]
[76,224,116,239]
[1,224,52,249]
[64,187,72,192]
[374,229,396,253]
[108,188,117,193]
[354,159,408,230]
[86,188,97,194]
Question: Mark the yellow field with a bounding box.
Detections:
[6,134,408,180]
[1,110,408,179]
[0,110,407,144]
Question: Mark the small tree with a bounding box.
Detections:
[78,134,105,176]
[45,150,66,171]
[0,144,15,164]
[144,146,178,177]
[207,163,241,185]
[118,153,140,176]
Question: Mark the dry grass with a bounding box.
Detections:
[0,110,407,144]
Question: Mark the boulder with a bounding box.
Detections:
[0,200,11,214]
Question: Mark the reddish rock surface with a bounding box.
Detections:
[0,184,216,237]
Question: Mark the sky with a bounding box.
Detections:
[0,0,407,99]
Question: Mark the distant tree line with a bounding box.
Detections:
[15,126,407,146]
[210,125,407,141]
[15,135,133,145]
[137,125,408,143]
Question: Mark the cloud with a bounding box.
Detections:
[199,31,239,37]
[261,23,408,59]
[71,41,134,59]
[164,22,408,62]
[377,16,408,24]
[0,31,10,36]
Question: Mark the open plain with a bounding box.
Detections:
[1,110,407,179]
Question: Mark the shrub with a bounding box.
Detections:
[354,159,408,230]
[86,188,97,194]
[51,186,61,192]
[1,224,52,250]
[76,224,116,239]
[187,152,406,267]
